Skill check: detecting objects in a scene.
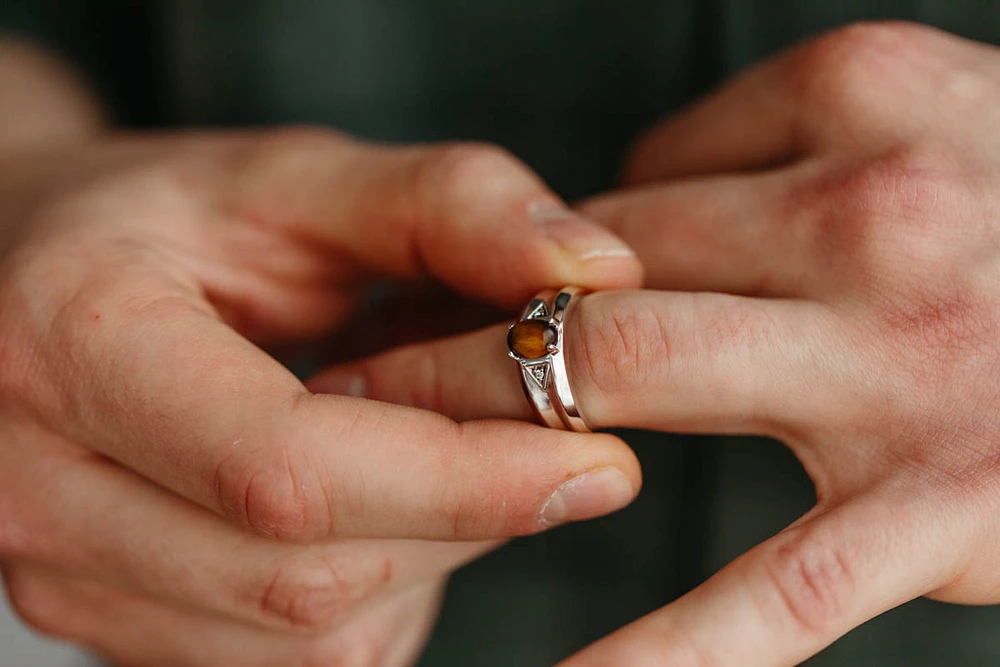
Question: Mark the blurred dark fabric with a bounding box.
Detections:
[2,1,999,665]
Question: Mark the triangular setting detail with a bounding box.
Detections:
[526,302,550,320]
[525,362,552,390]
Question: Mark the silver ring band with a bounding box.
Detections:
[507,287,590,432]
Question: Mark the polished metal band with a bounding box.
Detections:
[507,287,590,432]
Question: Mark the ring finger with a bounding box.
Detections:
[308,289,851,440]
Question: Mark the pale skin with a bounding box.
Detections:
[312,22,1000,667]
[7,19,1000,667]
[0,41,647,665]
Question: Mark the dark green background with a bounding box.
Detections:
[3,1,999,664]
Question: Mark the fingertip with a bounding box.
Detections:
[536,430,643,529]
[565,250,646,292]
[539,466,638,527]
[458,420,642,534]
[558,427,644,496]
[528,201,645,291]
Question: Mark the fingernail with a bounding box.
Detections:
[528,201,637,262]
[313,373,366,398]
[538,468,636,527]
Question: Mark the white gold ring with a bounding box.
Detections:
[507,287,590,432]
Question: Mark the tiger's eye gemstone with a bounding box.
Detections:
[508,320,557,359]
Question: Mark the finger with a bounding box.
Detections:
[3,561,443,667]
[30,275,639,541]
[4,428,494,632]
[621,23,974,184]
[310,290,841,437]
[220,131,643,313]
[578,169,810,297]
[556,488,967,667]
[621,52,807,184]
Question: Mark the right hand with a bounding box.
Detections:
[0,119,642,665]
[311,23,1000,666]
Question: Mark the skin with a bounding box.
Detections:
[0,42,647,665]
[313,22,1000,666]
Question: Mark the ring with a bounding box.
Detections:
[507,287,590,432]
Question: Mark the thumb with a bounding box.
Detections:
[225,130,643,308]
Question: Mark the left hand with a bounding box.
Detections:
[311,21,1000,665]
[0,41,644,666]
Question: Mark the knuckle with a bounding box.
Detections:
[213,439,331,541]
[259,551,390,631]
[882,288,992,352]
[796,149,966,267]
[761,525,856,636]
[875,287,999,414]
[575,296,669,393]
[787,21,935,112]
[849,152,950,222]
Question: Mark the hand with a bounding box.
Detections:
[311,22,1000,665]
[0,48,645,666]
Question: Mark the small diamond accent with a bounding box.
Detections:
[525,362,552,390]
